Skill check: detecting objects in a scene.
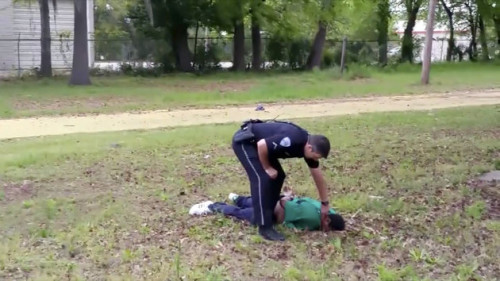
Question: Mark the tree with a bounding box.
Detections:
[250,0,268,71]
[439,0,455,61]
[69,0,91,85]
[142,0,212,72]
[212,0,250,71]
[421,0,437,85]
[462,0,480,61]
[377,0,390,65]
[478,14,490,60]
[401,0,425,63]
[306,0,336,70]
[233,2,246,71]
[38,0,57,77]
[476,0,499,59]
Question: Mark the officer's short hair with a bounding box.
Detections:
[308,134,330,158]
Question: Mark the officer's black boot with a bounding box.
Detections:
[258,225,285,241]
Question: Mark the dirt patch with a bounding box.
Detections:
[1,180,35,202]
[165,81,255,93]
[1,90,499,140]
[11,96,142,112]
[468,177,500,219]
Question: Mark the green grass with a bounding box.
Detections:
[0,62,499,119]
[0,105,499,280]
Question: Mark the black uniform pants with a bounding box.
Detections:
[232,134,286,227]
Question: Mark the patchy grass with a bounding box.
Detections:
[0,62,499,119]
[0,105,499,280]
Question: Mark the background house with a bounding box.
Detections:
[393,20,470,62]
[0,0,94,77]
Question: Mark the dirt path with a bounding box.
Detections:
[1,90,499,140]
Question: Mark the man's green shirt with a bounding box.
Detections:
[283,197,336,230]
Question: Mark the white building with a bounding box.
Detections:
[393,20,470,62]
[0,0,94,77]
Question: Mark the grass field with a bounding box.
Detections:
[0,62,499,119]
[1,105,499,280]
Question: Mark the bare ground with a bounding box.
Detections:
[1,89,499,140]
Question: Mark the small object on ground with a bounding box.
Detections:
[255,104,265,111]
[478,170,500,182]
[189,200,214,215]
[110,143,121,148]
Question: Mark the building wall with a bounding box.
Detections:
[393,20,471,62]
[0,0,94,77]
[0,0,15,72]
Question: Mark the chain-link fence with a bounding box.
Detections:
[0,35,495,77]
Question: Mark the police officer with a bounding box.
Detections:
[231,119,331,241]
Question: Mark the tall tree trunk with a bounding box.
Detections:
[464,1,478,61]
[377,0,390,66]
[478,15,489,61]
[251,13,262,71]
[401,4,421,63]
[232,18,245,71]
[495,16,500,46]
[69,0,91,85]
[171,24,193,72]
[492,16,500,58]
[306,21,327,70]
[440,0,454,61]
[39,0,52,77]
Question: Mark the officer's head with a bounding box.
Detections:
[305,134,330,161]
[328,213,345,231]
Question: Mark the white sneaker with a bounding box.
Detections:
[189,201,214,215]
[228,193,239,203]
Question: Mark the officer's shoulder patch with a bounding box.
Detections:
[280,137,291,147]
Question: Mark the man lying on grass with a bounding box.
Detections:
[189,190,345,232]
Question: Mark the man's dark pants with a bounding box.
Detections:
[210,196,255,224]
[232,132,286,228]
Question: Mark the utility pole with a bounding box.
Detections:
[421,0,438,85]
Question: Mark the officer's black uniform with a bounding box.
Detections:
[231,120,319,232]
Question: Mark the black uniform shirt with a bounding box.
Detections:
[251,122,319,168]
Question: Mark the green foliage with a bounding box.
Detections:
[465,201,486,220]
[266,35,311,69]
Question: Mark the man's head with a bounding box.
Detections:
[304,134,331,161]
[328,214,345,231]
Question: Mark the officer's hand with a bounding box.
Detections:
[320,204,330,232]
[265,167,278,179]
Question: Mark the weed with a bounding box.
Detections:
[466,201,487,220]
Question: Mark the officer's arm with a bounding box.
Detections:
[257,139,272,170]
[309,167,329,203]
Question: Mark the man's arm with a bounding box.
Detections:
[257,139,277,178]
[310,167,331,231]
[257,139,272,169]
[309,167,328,202]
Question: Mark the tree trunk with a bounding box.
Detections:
[69,0,91,85]
[495,16,500,58]
[171,24,193,72]
[251,13,262,71]
[464,1,477,61]
[232,19,245,71]
[39,0,52,77]
[440,0,454,61]
[478,15,489,61]
[377,0,389,66]
[306,21,327,70]
[401,6,420,63]
[495,16,500,46]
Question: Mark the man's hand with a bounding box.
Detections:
[265,167,278,179]
[320,204,330,232]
